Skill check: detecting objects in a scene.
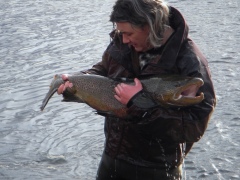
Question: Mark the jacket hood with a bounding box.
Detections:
[159,6,189,69]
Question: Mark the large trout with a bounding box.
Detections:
[40,74,204,118]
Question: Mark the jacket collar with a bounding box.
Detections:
[157,6,189,69]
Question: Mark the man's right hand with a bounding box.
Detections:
[57,74,73,94]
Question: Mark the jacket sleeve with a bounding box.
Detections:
[126,54,216,144]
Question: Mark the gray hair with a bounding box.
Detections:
[110,0,170,47]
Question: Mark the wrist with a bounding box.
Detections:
[127,90,158,109]
[127,90,143,108]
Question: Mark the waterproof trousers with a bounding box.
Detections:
[96,152,182,180]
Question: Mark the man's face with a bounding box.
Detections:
[116,22,151,52]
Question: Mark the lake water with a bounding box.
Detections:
[0,0,239,179]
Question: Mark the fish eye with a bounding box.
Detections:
[175,81,182,87]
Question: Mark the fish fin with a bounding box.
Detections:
[111,77,134,83]
[95,110,116,117]
[40,89,58,111]
[61,91,84,103]
[62,98,84,103]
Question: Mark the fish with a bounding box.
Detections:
[40,74,204,118]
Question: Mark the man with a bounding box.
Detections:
[58,0,216,179]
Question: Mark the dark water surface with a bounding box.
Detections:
[0,0,239,179]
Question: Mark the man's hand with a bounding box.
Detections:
[114,78,143,105]
[57,74,73,94]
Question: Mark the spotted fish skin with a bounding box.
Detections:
[40,74,204,118]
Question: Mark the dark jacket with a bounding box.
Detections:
[83,7,216,169]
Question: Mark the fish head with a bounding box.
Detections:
[160,77,204,107]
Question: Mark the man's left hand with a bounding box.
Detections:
[114,78,143,105]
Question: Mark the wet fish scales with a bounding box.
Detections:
[40,74,204,118]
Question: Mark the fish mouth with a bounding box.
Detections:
[173,78,204,105]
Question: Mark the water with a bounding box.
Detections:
[0,0,239,179]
